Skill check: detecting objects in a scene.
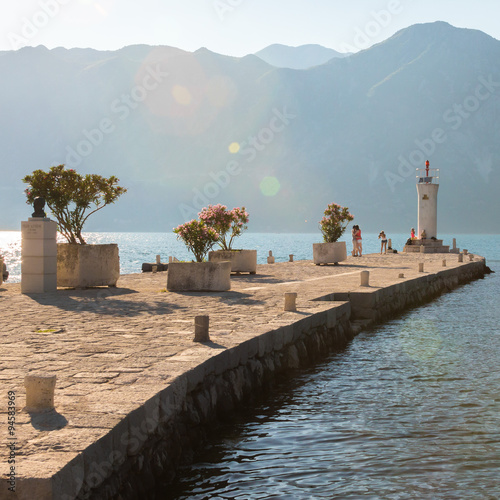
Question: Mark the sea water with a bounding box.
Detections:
[0,231,495,283]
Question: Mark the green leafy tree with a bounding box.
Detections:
[23,165,127,244]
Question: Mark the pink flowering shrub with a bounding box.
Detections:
[199,204,249,251]
[173,219,219,262]
[319,203,354,243]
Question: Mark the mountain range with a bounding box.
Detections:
[0,21,499,235]
[254,44,348,69]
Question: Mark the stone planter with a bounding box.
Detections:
[167,261,231,292]
[313,241,347,265]
[57,243,120,288]
[208,249,257,274]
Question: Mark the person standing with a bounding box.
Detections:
[379,231,387,254]
[351,225,359,256]
[355,225,362,257]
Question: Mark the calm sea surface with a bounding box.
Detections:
[1,232,499,498]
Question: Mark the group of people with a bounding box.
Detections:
[351,227,389,256]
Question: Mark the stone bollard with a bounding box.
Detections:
[398,273,405,279]
[194,316,210,342]
[169,256,173,264]
[463,249,468,255]
[284,292,297,312]
[453,238,457,251]
[442,259,447,267]
[469,254,474,261]
[156,255,161,265]
[360,271,370,287]
[267,251,275,264]
[458,253,463,263]
[289,254,294,262]
[152,265,158,274]
[420,245,425,253]
[24,374,56,412]
[419,262,424,273]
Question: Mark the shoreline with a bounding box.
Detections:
[0,252,488,499]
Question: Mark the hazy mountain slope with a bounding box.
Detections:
[254,43,348,69]
[0,22,499,235]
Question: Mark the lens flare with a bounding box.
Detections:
[228,142,240,154]
[172,85,192,106]
[260,177,281,197]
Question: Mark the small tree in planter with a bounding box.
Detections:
[314,203,354,265]
[199,204,249,250]
[173,219,219,262]
[170,219,230,291]
[22,165,127,287]
[200,205,256,274]
[23,165,127,244]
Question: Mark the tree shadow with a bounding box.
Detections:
[27,409,68,431]
[172,290,266,306]
[27,287,188,317]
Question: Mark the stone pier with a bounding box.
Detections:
[0,252,488,499]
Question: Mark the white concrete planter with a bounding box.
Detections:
[167,261,231,292]
[208,249,257,274]
[313,241,347,265]
[57,243,120,288]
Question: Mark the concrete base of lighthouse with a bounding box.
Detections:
[404,238,450,254]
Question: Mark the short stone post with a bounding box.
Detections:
[388,238,392,249]
[267,251,275,264]
[442,259,446,267]
[194,316,210,342]
[284,292,297,311]
[156,255,161,265]
[21,218,58,294]
[469,254,474,261]
[463,249,468,255]
[169,256,173,263]
[458,253,463,263]
[452,238,457,251]
[360,271,370,286]
[420,245,425,253]
[398,273,405,279]
[289,254,294,262]
[24,374,56,412]
[418,262,424,273]
[152,265,158,273]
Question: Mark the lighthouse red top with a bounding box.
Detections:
[417,160,439,184]
[425,160,430,177]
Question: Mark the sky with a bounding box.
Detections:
[1,0,500,56]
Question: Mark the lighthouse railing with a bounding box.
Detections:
[416,168,439,184]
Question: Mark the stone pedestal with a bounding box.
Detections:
[21,218,57,294]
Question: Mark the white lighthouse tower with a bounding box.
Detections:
[417,160,439,239]
[404,161,450,253]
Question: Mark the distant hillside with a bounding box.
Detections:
[0,22,499,235]
[254,43,348,69]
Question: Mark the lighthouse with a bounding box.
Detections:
[417,160,439,239]
[404,161,450,253]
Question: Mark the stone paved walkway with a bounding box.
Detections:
[0,252,479,490]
